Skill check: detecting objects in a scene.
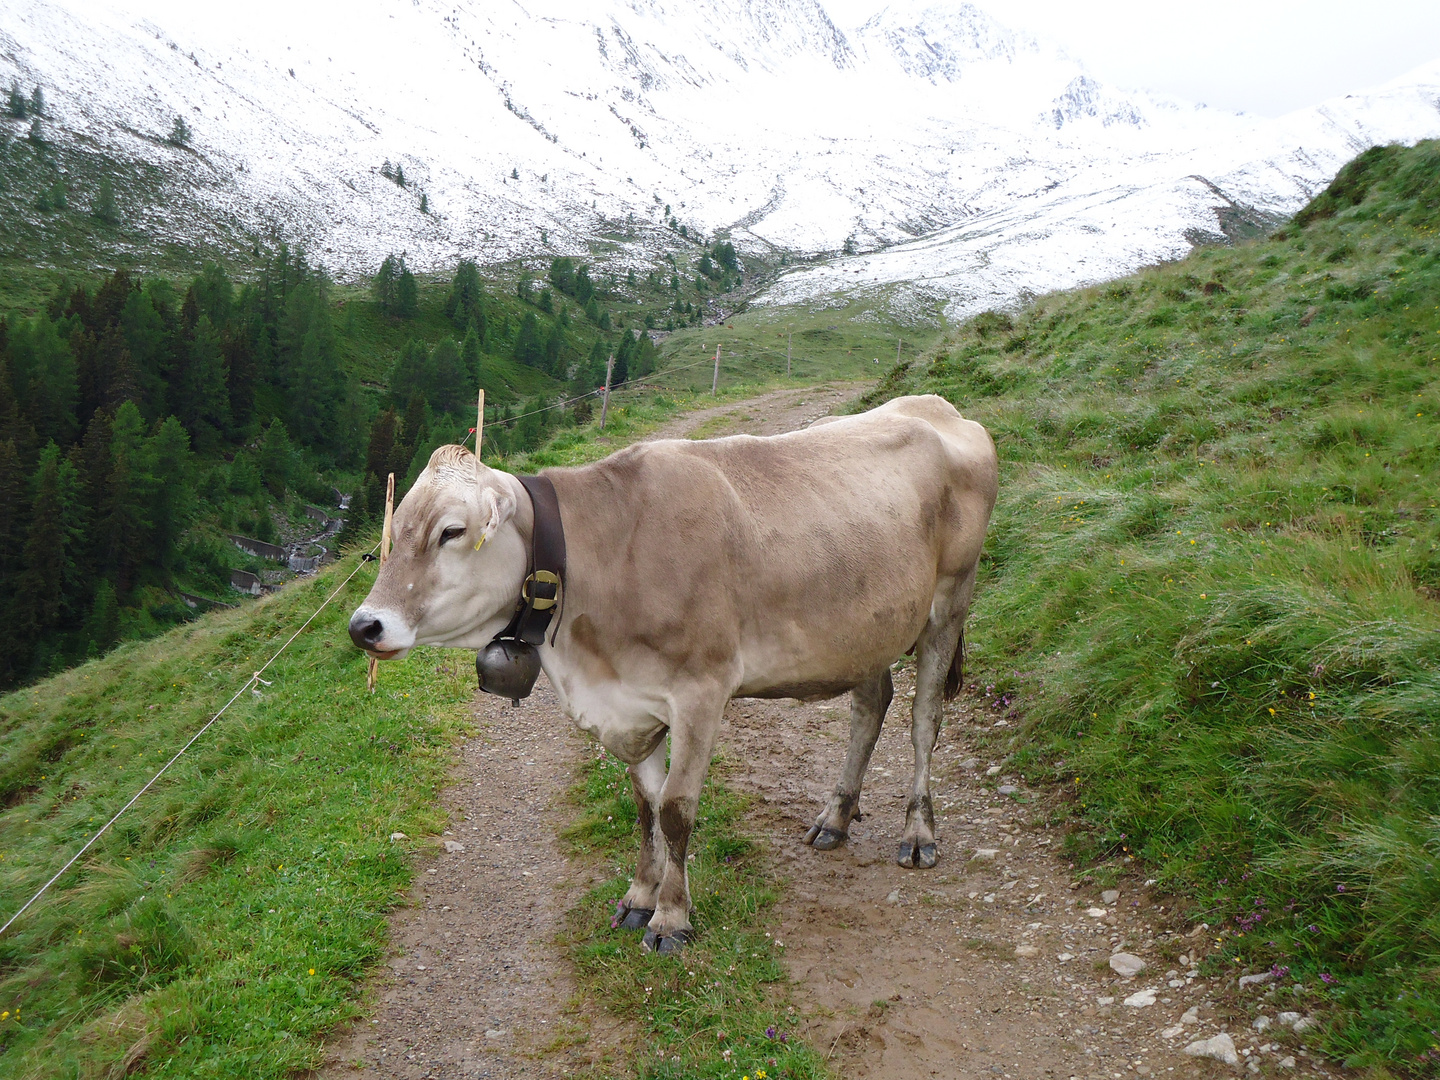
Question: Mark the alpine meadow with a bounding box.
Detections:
[1,0,1439,1077]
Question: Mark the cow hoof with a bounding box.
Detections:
[897,841,938,869]
[642,928,693,954]
[614,906,654,931]
[803,824,848,850]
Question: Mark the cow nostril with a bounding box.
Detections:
[349,613,386,649]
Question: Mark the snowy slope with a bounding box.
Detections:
[1,0,1438,316]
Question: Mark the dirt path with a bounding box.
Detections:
[323,384,1335,1080]
[643,381,864,441]
[318,681,626,1079]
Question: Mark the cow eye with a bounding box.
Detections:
[439,525,465,546]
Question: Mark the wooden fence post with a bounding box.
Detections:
[787,331,792,377]
[712,344,721,395]
[600,356,614,430]
[366,471,396,693]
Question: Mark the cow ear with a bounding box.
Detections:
[478,485,517,545]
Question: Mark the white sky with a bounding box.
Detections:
[825,0,1440,116]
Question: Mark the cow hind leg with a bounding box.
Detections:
[899,568,977,869]
[614,740,666,932]
[804,668,893,850]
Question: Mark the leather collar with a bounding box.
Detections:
[500,473,567,647]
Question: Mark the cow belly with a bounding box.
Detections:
[548,665,670,765]
[738,680,859,703]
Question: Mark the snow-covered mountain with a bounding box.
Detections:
[2,0,1438,319]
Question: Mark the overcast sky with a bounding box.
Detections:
[824,0,1440,116]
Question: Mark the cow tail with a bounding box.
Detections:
[944,629,964,702]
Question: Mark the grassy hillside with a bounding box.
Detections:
[867,140,1440,1073]
[0,547,474,1076]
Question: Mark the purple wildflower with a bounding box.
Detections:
[766,1026,776,1039]
[1320,972,1337,985]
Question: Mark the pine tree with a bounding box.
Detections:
[6,82,25,119]
[387,339,429,411]
[394,164,406,187]
[366,408,398,480]
[419,193,428,214]
[395,259,418,318]
[8,314,78,446]
[94,175,118,225]
[178,314,230,439]
[291,324,347,455]
[168,115,192,147]
[0,438,26,680]
[29,86,44,117]
[27,118,44,145]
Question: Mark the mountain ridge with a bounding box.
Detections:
[1,0,1438,320]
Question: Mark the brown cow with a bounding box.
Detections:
[349,394,997,952]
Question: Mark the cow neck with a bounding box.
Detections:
[499,473,567,648]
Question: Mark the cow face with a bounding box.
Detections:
[348,445,528,659]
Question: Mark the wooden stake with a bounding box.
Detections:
[712,344,721,395]
[897,337,902,365]
[600,355,614,430]
[787,331,792,378]
[366,471,396,693]
[475,387,485,460]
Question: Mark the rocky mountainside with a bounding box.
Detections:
[2,0,1438,317]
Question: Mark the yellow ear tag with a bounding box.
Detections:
[473,535,485,551]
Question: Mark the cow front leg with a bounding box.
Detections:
[614,739,666,931]
[804,668,893,850]
[642,695,723,955]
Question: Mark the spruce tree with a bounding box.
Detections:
[19,442,86,633]
[445,259,485,331]
[257,418,294,496]
[394,163,406,186]
[168,115,192,146]
[427,337,468,415]
[148,416,192,569]
[395,259,418,318]
[100,402,153,593]
[366,408,397,480]
[461,323,482,392]
[179,314,231,439]
[6,82,25,119]
[512,312,543,368]
[543,322,563,377]
[84,579,120,655]
[27,118,44,144]
[373,255,399,314]
[29,87,44,117]
[419,193,428,214]
[94,175,118,225]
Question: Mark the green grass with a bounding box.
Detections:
[865,139,1440,1074]
[561,751,828,1080]
[0,548,474,1076]
[655,290,943,394]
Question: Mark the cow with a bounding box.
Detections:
[348,394,997,953]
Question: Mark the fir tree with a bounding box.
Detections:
[394,163,406,187]
[29,86,44,117]
[84,579,120,655]
[168,115,192,147]
[419,193,428,214]
[461,323,483,392]
[366,408,398,480]
[27,118,44,144]
[543,322,563,377]
[93,175,118,225]
[6,82,25,119]
[178,314,230,439]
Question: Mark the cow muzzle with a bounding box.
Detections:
[347,606,414,659]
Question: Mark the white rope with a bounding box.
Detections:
[0,540,382,939]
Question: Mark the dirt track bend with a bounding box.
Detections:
[321,385,1337,1080]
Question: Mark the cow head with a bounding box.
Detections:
[348,445,529,659]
